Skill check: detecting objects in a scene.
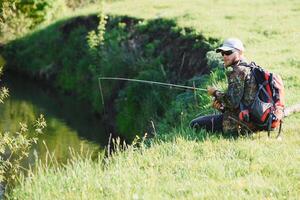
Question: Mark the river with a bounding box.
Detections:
[0,72,110,165]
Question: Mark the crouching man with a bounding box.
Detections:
[190,38,258,135]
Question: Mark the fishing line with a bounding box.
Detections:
[98,76,207,107]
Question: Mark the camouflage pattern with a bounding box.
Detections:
[215,60,258,133]
[222,111,242,134]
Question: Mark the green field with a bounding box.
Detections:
[5,0,300,199]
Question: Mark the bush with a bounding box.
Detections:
[0,0,32,42]
[0,0,69,42]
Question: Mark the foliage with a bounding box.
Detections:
[87,4,107,50]
[0,0,61,42]
[0,55,9,103]
[0,115,46,187]
[0,0,32,42]
[66,0,97,10]
[156,50,225,138]
[0,0,88,43]
[15,0,51,27]
[2,14,218,139]
[0,56,46,193]
[115,67,174,140]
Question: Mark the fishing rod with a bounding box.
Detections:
[98,76,207,107]
[98,77,207,91]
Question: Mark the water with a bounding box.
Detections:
[0,72,110,165]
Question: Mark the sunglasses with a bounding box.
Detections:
[221,50,235,56]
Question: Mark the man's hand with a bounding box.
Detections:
[239,110,250,122]
[207,86,217,96]
[212,99,223,111]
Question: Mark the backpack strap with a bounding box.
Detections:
[277,120,283,138]
[238,61,252,68]
[269,73,277,100]
[267,115,272,137]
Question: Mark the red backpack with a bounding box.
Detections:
[242,62,285,137]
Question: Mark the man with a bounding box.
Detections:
[190,38,258,135]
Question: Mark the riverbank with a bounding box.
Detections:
[2,14,219,140]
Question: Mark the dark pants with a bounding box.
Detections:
[190,114,223,133]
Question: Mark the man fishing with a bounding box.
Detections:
[100,37,283,136]
[190,38,258,135]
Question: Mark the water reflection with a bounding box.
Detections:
[0,72,109,164]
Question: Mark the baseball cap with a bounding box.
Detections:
[216,38,245,53]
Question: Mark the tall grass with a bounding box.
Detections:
[10,113,300,199]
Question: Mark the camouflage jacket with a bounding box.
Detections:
[215,60,257,112]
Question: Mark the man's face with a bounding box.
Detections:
[221,50,240,67]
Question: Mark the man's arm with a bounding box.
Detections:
[212,67,247,110]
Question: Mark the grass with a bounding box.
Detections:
[6,0,300,199]
[10,114,300,200]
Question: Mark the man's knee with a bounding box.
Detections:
[190,117,200,128]
[189,115,210,128]
[190,114,223,132]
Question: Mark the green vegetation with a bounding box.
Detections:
[104,0,300,106]
[0,58,47,194]
[2,13,219,139]
[0,0,299,199]
[9,115,300,199]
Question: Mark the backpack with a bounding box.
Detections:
[242,62,285,137]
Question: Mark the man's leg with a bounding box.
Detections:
[190,114,223,132]
[222,111,240,136]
